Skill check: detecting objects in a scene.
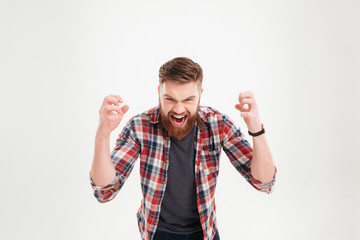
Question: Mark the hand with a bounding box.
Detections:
[235,91,262,133]
[97,95,129,138]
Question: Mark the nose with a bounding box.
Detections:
[172,102,186,114]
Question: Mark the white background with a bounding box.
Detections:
[1,0,359,239]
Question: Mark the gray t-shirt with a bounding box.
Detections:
[156,127,202,234]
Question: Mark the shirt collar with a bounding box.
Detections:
[150,107,160,124]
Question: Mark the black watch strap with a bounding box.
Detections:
[248,124,265,137]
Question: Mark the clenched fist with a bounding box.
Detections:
[235,91,262,133]
[97,95,129,138]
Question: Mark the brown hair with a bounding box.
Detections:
[159,57,203,87]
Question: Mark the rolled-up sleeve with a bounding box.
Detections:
[90,172,122,203]
[90,120,140,203]
[221,114,276,194]
[247,167,277,194]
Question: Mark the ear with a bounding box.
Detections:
[158,85,162,96]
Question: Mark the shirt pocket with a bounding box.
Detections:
[199,147,221,177]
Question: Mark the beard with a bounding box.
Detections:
[159,102,199,140]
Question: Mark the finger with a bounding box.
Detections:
[238,91,254,101]
[113,95,123,103]
[238,98,252,105]
[102,105,123,115]
[120,104,129,114]
[235,104,250,112]
[241,105,250,112]
[238,98,253,111]
[105,95,122,106]
[100,95,122,114]
[107,105,129,120]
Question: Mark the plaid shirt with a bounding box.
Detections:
[90,106,276,240]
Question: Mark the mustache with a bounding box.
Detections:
[168,111,190,116]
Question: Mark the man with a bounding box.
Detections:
[90,57,276,240]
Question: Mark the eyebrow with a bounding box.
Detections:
[164,94,196,100]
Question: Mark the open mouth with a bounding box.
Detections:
[170,115,188,127]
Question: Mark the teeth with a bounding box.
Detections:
[171,115,186,125]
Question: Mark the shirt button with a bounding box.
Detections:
[165,136,170,140]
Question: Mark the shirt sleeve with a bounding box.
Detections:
[221,114,276,194]
[90,120,141,203]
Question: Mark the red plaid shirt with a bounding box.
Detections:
[90,106,276,240]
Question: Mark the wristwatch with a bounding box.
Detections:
[248,124,265,137]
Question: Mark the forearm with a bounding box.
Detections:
[250,134,275,184]
[90,132,116,187]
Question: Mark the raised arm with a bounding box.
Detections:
[235,91,275,183]
[91,95,129,187]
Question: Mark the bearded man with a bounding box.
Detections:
[90,57,277,240]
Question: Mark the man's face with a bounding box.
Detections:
[158,80,202,140]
